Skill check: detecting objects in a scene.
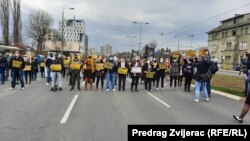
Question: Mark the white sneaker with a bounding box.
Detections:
[10,87,14,90]
[106,89,109,92]
[21,87,25,90]
[46,83,50,85]
[204,98,210,102]
[156,88,159,91]
[194,99,199,103]
[113,88,116,92]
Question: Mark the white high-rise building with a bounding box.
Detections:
[59,19,86,52]
[100,44,112,56]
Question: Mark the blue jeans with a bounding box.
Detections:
[206,79,211,96]
[32,72,37,81]
[11,70,25,88]
[0,67,5,84]
[47,68,51,83]
[195,81,208,100]
[105,72,115,90]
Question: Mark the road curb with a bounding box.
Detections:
[191,84,246,102]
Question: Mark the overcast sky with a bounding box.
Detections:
[19,0,250,52]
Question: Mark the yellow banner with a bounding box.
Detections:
[40,63,45,67]
[12,60,22,68]
[145,72,155,78]
[104,62,114,69]
[69,63,81,70]
[50,64,62,71]
[23,65,31,71]
[118,68,128,75]
[96,63,104,71]
[159,63,167,70]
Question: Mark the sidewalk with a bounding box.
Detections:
[191,84,246,102]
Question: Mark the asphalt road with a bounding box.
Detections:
[0,77,249,141]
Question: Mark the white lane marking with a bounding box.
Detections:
[60,94,79,124]
[147,92,171,108]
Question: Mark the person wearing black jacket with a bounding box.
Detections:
[142,60,154,92]
[192,57,210,102]
[0,52,7,84]
[9,51,25,89]
[117,57,129,91]
[23,58,32,84]
[183,59,193,92]
[45,53,53,85]
[31,57,39,81]
[156,57,166,90]
[95,58,105,91]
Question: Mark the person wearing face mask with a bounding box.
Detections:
[95,56,105,91]
[9,51,25,89]
[130,56,141,92]
[183,59,193,92]
[50,54,64,92]
[31,57,39,81]
[169,56,180,91]
[156,57,166,90]
[104,55,117,92]
[142,59,154,92]
[117,57,129,91]
[152,58,158,86]
[69,54,82,91]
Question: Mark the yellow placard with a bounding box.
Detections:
[145,72,155,78]
[186,50,196,57]
[64,60,71,66]
[50,64,62,71]
[159,63,167,70]
[40,63,45,67]
[69,63,81,70]
[96,63,104,71]
[104,62,114,69]
[23,65,31,71]
[118,68,128,75]
[12,60,22,68]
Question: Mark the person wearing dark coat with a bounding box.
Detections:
[117,57,129,91]
[142,60,154,92]
[183,59,194,92]
[130,57,141,92]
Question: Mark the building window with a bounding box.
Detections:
[225,56,231,63]
[240,41,248,50]
[241,28,244,35]
[226,42,232,50]
[232,30,236,36]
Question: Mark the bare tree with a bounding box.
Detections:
[12,0,22,44]
[0,0,10,45]
[28,9,53,54]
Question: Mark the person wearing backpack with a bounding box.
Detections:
[192,56,210,102]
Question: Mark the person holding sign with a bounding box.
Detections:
[95,57,105,91]
[117,57,129,91]
[23,58,32,84]
[39,58,45,78]
[82,56,95,91]
[104,55,117,92]
[156,57,166,90]
[9,51,25,89]
[130,56,141,92]
[142,59,154,92]
[50,54,64,92]
[169,56,180,91]
[69,54,82,91]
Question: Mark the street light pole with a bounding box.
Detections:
[133,21,149,58]
[61,6,74,55]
